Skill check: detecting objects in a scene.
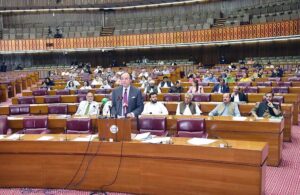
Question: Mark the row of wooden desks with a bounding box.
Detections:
[1,101,293,142]
[17,92,299,125]
[5,115,283,166]
[0,134,267,194]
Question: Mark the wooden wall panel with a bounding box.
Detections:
[0,19,299,52]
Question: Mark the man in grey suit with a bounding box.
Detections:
[111,72,144,118]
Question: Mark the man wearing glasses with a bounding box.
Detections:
[251,92,282,118]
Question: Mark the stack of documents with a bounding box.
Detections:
[187,138,216,146]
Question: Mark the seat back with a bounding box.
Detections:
[268,77,281,81]
[56,89,70,95]
[272,87,289,93]
[9,104,30,115]
[237,82,251,87]
[138,116,166,136]
[95,89,111,94]
[77,94,87,102]
[66,118,92,134]
[18,96,35,104]
[77,89,90,94]
[177,118,207,138]
[44,95,61,103]
[256,82,272,87]
[163,93,181,102]
[192,94,211,102]
[288,77,300,81]
[0,116,9,134]
[243,87,258,93]
[23,116,50,134]
[276,82,291,87]
[48,104,68,114]
[198,82,209,87]
[32,89,48,96]
[273,96,284,104]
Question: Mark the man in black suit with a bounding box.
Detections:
[211,78,230,93]
[111,72,144,118]
[230,86,248,103]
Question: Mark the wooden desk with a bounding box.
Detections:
[164,101,292,142]
[0,135,268,195]
[166,116,283,167]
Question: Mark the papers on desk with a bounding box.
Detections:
[255,117,264,120]
[5,134,24,140]
[232,116,247,121]
[0,135,5,140]
[37,136,54,141]
[133,132,151,141]
[142,137,171,144]
[187,138,216,146]
[269,117,283,122]
[72,134,98,142]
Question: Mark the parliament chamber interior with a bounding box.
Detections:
[0,0,300,194]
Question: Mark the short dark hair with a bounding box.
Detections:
[149,92,157,98]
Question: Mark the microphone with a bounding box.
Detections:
[149,112,152,115]
[108,105,112,118]
[210,135,231,148]
[64,127,68,141]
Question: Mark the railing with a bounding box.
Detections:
[0,19,299,52]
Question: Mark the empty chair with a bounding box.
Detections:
[18,96,35,104]
[237,82,251,87]
[276,82,292,87]
[272,87,289,93]
[56,89,70,95]
[192,94,211,102]
[77,94,87,102]
[177,118,207,138]
[32,89,48,96]
[243,87,258,93]
[48,104,68,114]
[44,95,61,103]
[163,94,181,102]
[273,96,284,104]
[268,77,281,82]
[95,89,110,94]
[77,89,90,94]
[22,116,50,134]
[198,82,209,87]
[138,116,167,136]
[256,82,272,87]
[66,118,92,134]
[0,116,12,134]
[288,77,300,81]
[9,104,30,115]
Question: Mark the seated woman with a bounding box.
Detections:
[187,80,204,94]
[80,81,92,90]
[239,72,252,82]
[65,81,77,90]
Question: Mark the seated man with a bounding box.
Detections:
[159,76,173,88]
[169,80,183,93]
[203,72,218,83]
[75,92,99,116]
[141,92,168,115]
[211,78,230,93]
[251,92,282,118]
[144,80,161,94]
[230,86,248,103]
[209,93,241,117]
[66,75,80,88]
[176,93,202,115]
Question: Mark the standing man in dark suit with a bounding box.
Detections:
[211,78,230,93]
[111,72,144,118]
[230,86,248,103]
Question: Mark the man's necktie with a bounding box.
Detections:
[84,102,91,115]
[123,88,128,115]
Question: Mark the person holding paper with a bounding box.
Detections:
[209,93,241,117]
[142,92,168,115]
[75,92,99,116]
[176,93,202,115]
[250,92,282,118]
